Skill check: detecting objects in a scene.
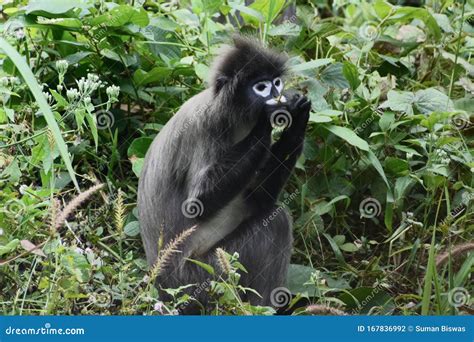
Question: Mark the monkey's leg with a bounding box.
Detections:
[217,207,293,306]
[159,207,292,313]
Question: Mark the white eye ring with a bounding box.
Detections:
[253,81,272,98]
[273,77,283,94]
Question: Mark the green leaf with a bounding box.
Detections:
[414,88,454,114]
[384,157,409,176]
[61,251,91,283]
[133,67,171,86]
[185,258,215,275]
[326,125,369,151]
[25,0,89,15]
[131,158,144,178]
[380,90,415,115]
[323,233,346,265]
[0,239,20,256]
[309,113,332,123]
[342,62,360,90]
[0,38,79,190]
[340,243,359,253]
[339,286,394,314]
[320,63,349,89]
[124,221,140,237]
[366,150,390,189]
[127,137,153,158]
[373,0,393,19]
[286,264,317,295]
[268,23,301,37]
[240,0,285,26]
[290,58,333,73]
[390,7,441,41]
[90,5,149,27]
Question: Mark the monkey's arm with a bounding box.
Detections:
[248,95,310,205]
[188,113,272,218]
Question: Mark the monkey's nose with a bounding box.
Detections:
[265,95,287,105]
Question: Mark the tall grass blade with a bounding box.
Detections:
[0,38,79,191]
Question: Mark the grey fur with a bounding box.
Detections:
[138,36,310,313]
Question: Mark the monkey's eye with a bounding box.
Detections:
[273,77,283,94]
[252,81,272,98]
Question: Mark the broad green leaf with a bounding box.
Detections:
[90,5,149,27]
[61,251,91,283]
[373,0,393,19]
[268,23,301,36]
[133,67,172,86]
[414,88,454,114]
[320,63,349,89]
[290,58,333,73]
[326,125,369,151]
[25,0,89,15]
[124,221,141,237]
[380,90,415,115]
[384,157,409,176]
[390,7,441,41]
[240,0,285,26]
[131,158,144,178]
[128,137,153,158]
[342,62,360,90]
[340,243,359,252]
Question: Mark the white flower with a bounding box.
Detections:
[43,91,52,104]
[19,184,28,195]
[67,88,80,101]
[106,85,120,102]
[14,28,25,40]
[55,60,69,75]
[0,228,4,236]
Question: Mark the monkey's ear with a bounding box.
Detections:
[214,75,229,93]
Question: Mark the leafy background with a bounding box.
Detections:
[0,0,472,315]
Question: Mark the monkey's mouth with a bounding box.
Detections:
[265,95,287,105]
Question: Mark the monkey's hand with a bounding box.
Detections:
[287,93,311,129]
[272,93,310,155]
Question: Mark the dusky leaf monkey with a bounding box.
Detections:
[138,36,310,313]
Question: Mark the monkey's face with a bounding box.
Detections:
[249,75,287,108]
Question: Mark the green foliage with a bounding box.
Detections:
[0,0,472,315]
